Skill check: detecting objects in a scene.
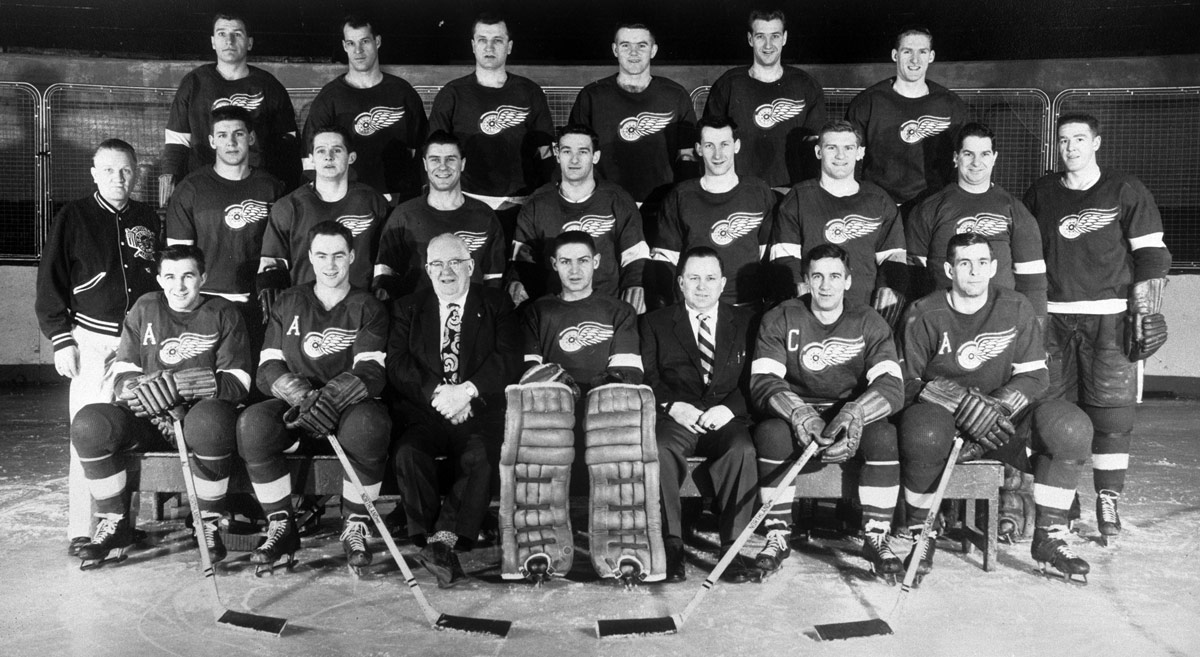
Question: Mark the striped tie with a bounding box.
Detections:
[697,314,714,385]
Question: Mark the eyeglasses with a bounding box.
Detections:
[426,258,470,272]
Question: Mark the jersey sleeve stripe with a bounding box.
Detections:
[511,241,533,263]
[111,362,143,376]
[75,313,121,333]
[373,263,396,277]
[483,272,503,280]
[164,129,191,146]
[909,254,928,267]
[651,248,680,265]
[353,351,385,367]
[1048,299,1127,314]
[770,243,802,261]
[525,354,543,364]
[1011,359,1047,375]
[219,368,252,392]
[608,353,644,370]
[1013,259,1047,274]
[750,357,787,377]
[620,242,651,267]
[875,248,906,265]
[260,348,285,363]
[866,360,903,383]
[1129,232,1166,250]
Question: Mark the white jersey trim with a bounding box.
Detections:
[1013,259,1047,274]
[353,351,385,367]
[866,360,903,383]
[650,248,680,265]
[219,368,252,392]
[875,248,906,265]
[1048,299,1127,315]
[770,243,803,261]
[1011,359,1047,375]
[1033,482,1077,509]
[620,242,651,267]
[1129,232,1166,250]
[260,348,285,363]
[751,357,787,378]
[165,129,191,147]
[609,353,644,370]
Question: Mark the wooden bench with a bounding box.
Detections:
[133,452,1003,571]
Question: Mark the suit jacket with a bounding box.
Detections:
[387,284,521,427]
[639,302,754,419]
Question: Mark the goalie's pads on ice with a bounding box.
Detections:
[499,382,577,581]
[584,383,666,584]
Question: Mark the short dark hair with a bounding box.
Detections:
[210,105,254,134]
[551,230,597,258]
[307,220,354,253]
[422,130,462,157]
[306,125,354,155]
[158,244,206,275]
[895,25,933,50]
[95,138,137,162]
[614,22,655,43]
[748,9,786,32]
[212,11,249,34]
[946,232,993,261]
[818,119,862,146]
[697,115,739,136]
[678,246,725,276]
[1057,113,1101,137]
[342,12,377,38]
[955,122,996,152]
[557,123,601,151]
[473,12,508,36]
[803,243,852,275]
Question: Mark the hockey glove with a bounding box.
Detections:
[256,268,290,323]
[1127,277,1169,361]
[955,388,1014,452]
[270,372,314,407]
[917,378,969,415]
[314,372,370,420]
[822,390,893,463]
[174,367,218,401]
[519,362,581,400]
[132,370,182,417]
[872,286,906,329]
[283,390,337,437]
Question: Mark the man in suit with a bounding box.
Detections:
[640,246,757,583]
[388,232,522,587]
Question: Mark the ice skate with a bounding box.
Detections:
[68,536,90,558]
[1096,490,1121,546]
[861,529,902,584]
[520,553,554,587]
[903,528,937,587]
[79,512,134,570]
[195,511,227,564]
[250,511,298,576]
[340,514,372,576]
[754,527,792,581]
[1032,526,1089,585]
[613,556,647,590]
[419,540,465,588]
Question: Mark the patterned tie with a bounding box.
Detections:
[697,313,714,385]
[441,302,462,384]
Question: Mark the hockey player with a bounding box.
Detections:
[900,232,1092,582]
[160,11,299,201]
[166,106,286,347]
[258,125,389,314]
[651,116,776,306]
[641,247,757,583]
[71,245,250,568]
[510,125,650,311]
[303,13,429,202]
[568,23,697,205]
[1024,113,1171,543]
[770,120,907,321]
[750,243,904,580]
[704,9,826,191]
[36,138,161,556]
[373,131,506,300]
[846,26,969,214]
[387,233,522,587]
[428,13,555,240]
[237,221,391,576]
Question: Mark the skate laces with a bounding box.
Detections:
[92,513,124,543]
[340,517,370,551]
[865,530,895,558]
[1045,527,1080,559]
[260,514,291,552]
[200,514,221,548]
[761,529,790,557]
[1098,491,1120,524]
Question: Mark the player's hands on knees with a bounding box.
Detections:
[697,405,735,432]
[507,281,529,306]
[621,286,646,314]
[284,389,338,437]
[821,401,865,463]
[790,406,829,448]
[955,388,1010,451]
[669,401,705,434]
[132,370,183,417]
[54,345,80,379]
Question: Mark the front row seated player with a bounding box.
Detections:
[501,230,664,585]
[750,243,905,581]
[71,245,251,568]
[237,221,391,576]
[900,232,1093,583]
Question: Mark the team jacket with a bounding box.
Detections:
[36,193,161,349]
[846,79,969,205]
[770,179,906,308]
[110,292,251,403]
[165,166,286,300]
[750,297,903,411]
[652,176,777,304]
[907,183,1047,316]
[522,293,643,391]
[303,73,429,199]
[262,182,389,290]
[429,73,555,197]
[1023,170,1171,314]
[374,195,506,299]
[256,283,388,395]
[568,74,697,202]
[901,286,1046,405]
[163,64,298,185]
[512,181,650,299]
[704,66,827,187]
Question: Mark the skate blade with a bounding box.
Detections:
[1036,564,1089,586]
[79,546,130,571]
[253,553,297,577]
[868,564,899,586]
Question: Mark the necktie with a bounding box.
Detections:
[441,303,461,384]
[697,314,714,385]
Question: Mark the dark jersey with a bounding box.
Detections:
[901,286,1046,405]
[36,193,161,348]
[262,182,389,290]
[374,195,506,298]
[1023,171,1171,314]
[568,74,697,202]
[165,166,286,299]
[653,177,777,304]
[304,73,429,199]
[257,284,388,396]
[111,292,251,404]
[845,79,969,205]
[771,180,906,308]
[749,298,902,410]
[429,73,555,197]
[704,66,827,187]
[513,181,649,299]
[522,293,642,390]
[907,183,1047,315]
[164,64,298,184]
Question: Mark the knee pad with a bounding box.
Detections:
[1083,404,1134,435]
[182,399,237,456]
[236,400,292,463]
[584,383,666,583]
[899,403,955,464]
[1032,400,1093,460]
[858,420,899,462]
[499,382,576,581]
[336,401,392,466]
[752,418,795,462]
[70,403,130,458]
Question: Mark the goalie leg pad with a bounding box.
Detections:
[584,384,666,583]
[499,382,577,581]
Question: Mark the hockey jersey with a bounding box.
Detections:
[523,293,642,390]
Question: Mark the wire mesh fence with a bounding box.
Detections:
[0,83,40,260]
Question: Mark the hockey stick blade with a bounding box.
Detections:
[217,609,288,636]
[436,614,513,636]
[595,615,679,638]
[812,618,893,640]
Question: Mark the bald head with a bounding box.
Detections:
[426,233,474,300]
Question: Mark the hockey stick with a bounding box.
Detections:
[812,436,963,641]
[596,441,822,638]
[326,432,511,637]
[170,413,288,636]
